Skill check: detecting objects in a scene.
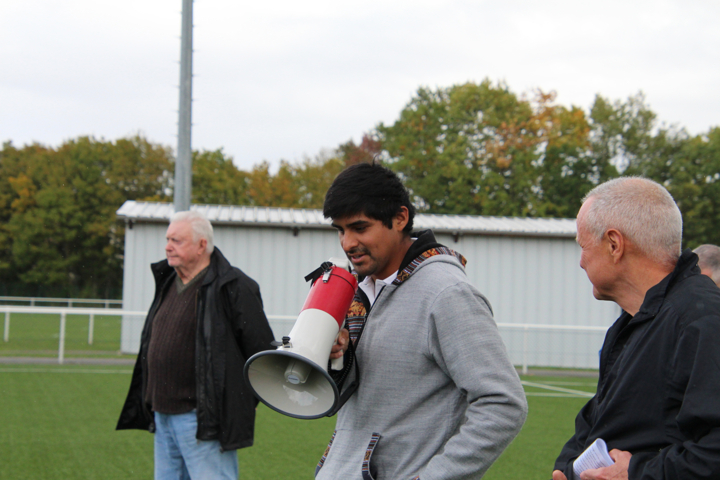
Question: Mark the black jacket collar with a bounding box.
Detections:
[634,249,700,320]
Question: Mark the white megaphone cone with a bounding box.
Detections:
[244,258,358,419]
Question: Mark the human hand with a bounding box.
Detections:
[552,470,568,480]
[330,328,350,360]
[579,449,631,480]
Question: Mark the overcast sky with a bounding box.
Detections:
[2,0,718,170]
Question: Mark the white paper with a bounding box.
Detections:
[573,438,615,477]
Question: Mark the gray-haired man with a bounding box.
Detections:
[117,211,274,479]
[693,244,720,287]
[553,177,720,480]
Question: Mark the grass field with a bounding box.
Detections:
[0,363,595,480]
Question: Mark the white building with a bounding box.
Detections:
[117,201,619,369]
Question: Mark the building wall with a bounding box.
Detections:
[122,223,618,368]
[448,234,618,368]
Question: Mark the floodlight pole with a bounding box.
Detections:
[174,0,193,212]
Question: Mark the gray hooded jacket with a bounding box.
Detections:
[316,234,527,480]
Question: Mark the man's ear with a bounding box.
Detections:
[605,229,625,263]
[393,206,410,232]
[198,238,208,255]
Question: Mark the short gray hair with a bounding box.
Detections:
[170,210,214,254]
[581,177,682,268]
[693,244,720,285]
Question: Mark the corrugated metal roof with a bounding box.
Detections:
[117,200,577,238]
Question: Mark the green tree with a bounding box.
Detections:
[533,102,595,218]
[0,142,45,290]
[103,136,174,202]
[585,93,720,246]
[377,81,594,217]
[2,84,714,297]
[235,153,344,209]
[0,136,173,297]
[241,161,298,207]
[588,93,654,177]
[662,128,720,247]
[287,152,345,208]
[192,149,249,205]
[377,81,529,215]
[588,92,691,186]
[338,133,382,166]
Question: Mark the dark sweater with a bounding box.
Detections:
[145,268,207,414]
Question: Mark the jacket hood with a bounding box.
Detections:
[201,247,235,286]
[393,229,467,287]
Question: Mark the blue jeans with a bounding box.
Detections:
[154,411,238,480]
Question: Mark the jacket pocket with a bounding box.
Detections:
[315,430,336,477]
[362,432,381,480]
[315,430,383,479]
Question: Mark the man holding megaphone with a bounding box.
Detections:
[313,162,528,480]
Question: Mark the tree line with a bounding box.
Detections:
[1,79,718,297]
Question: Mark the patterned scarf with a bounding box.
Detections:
[345,246,467,344]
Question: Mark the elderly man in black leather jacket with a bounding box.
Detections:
[117,210,274,479]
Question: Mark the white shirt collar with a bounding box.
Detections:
[358,271,398,306]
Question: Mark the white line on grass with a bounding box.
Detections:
[0,368,132,374]
[1,370,596,398]
[533,381,598,387]
[521,380,595,398]
[525,393,591,397]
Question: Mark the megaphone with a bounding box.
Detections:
[244,258,358,419]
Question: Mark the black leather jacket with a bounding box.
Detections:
[116,248,275,450]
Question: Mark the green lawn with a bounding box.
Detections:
[0,363,592,479]
[485,380,594,479]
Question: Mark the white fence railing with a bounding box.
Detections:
[1,305,609,371]
[267,316,610,373]
[0,306,295,365]
[497,323,608,374]
[1,306,146,364]
[0,296,122,308]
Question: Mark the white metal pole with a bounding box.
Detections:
[88,313,94,345]
[3,312,9,342]
[58,312,66,364]
[522,326,528,375]
[174,0,194,212]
